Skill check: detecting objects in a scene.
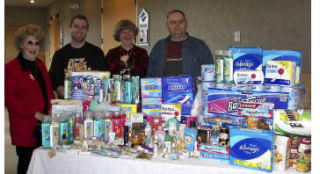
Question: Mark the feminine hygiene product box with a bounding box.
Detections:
[141,78,162,98]
[162,75,194,115]
[229,47,263,71]
[229,127,274,172]
[263,50,302,86]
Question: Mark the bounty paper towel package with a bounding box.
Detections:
[229,127,274,172]
[262,50,302,86]
[162,75,194,115]
[229,47,263,71]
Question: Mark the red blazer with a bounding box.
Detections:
[5,58,55,147]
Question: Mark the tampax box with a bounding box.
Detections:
[229,47,263,71]
[141,78,162,98]
[142,98,162,117]
[263,50,302,86]
[229,127,274,172]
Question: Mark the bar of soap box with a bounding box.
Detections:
[229,127,273,172]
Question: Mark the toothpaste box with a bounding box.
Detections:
[229,47,263,71]
[141,78,162,98]
[229,127,274,172]
[200,144,229,163]
[264,60,296,86]
[162,75,194,115]
[263,50,302,86]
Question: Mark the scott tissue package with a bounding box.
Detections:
[162,75,194,115]
[229,127,274,172]
[262,50,302,86]
[229,47,263,71]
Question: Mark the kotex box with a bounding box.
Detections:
[263,50,302,86]
[141,78,162,98]
[161,103,182,122]
[229,47,263,71]
[162,75,194,115]
[229,127,274,172]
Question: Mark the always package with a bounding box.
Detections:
[229,127,274,172]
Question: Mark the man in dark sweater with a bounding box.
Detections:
[49,15,107,98]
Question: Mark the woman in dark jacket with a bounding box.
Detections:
[5,24,55,174]
[105,19,149,77]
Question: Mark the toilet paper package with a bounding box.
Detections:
[262,50,302,86]
[201,64,216,81]
[229,127,274,172]
[162,75,194,115]
[229,47,263,71]
[205,88,289,117]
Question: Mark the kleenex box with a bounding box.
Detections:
[229,127,274,172]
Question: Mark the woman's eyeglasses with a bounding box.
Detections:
[25,40,40,47]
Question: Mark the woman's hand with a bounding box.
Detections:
[35,111,44,121]
[120,54,129,65]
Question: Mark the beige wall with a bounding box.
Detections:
[137,0,311,75]
[102,0,136,53]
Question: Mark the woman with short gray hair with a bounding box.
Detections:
[106,19,149,77]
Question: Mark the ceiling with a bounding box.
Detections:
[5,0,56,7]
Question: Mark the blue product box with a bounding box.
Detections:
[200,144,229,163]
[162,75,194,115]
[263,50,302,86]
[229,127,274,172]
[141,78,162,98]
[229,47,263,71]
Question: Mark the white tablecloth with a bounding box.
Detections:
[27,148,305,174]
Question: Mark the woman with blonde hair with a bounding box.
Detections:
[5,24,55,174]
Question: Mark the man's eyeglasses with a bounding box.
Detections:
[25,40,40,47]
[167,19,185,25]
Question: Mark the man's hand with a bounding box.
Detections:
[56,85,64,99]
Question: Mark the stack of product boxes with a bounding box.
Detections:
[40,46,310,173]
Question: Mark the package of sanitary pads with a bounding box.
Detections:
[162,75,194,115]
